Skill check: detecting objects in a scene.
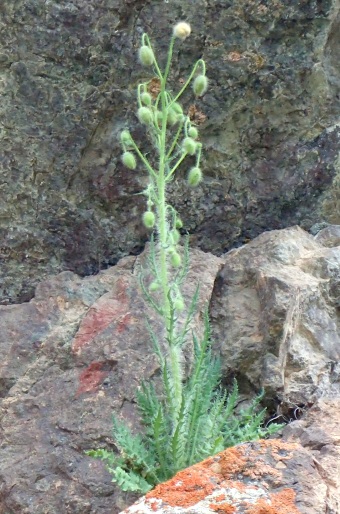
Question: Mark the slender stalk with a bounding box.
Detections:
[156,35,183,420]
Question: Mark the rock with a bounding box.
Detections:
[0,226,339,512]
[121,397,340,514]
[1,1,339,304]
[210,225,340,411]
[0,248,223,513]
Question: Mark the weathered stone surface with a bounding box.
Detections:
[0,248,223,513]
[121,397,340,514]
[210,225,340,412]
[1,0,339,304]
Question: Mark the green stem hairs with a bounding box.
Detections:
[86,22,282,494]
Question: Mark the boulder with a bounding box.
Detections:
[210,225,340,413]
[121,397,340,514]
[0,226,339,512]
[0,249,223,513]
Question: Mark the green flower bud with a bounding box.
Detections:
[173,22,191,40]
[188,166,202,187]
[138,106,153,125]
[171,229,180,244]
[120,130,132,145]
[174,297,185,311]
[188,126,199,139]
[167,108,178,126]
[175,218,183,229]
[171,251,182,268]
[143,210,155,229]
[149,281,160,292]
[172,102,183,115]
[140,92,152,106]
[139,46,155,66]
[193,75,208,97]
[182,137,197,156]
[122,151,136,170]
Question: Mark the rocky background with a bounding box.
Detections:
[0,0,339,512]
[0,225,339,513]
[0,0,339,304]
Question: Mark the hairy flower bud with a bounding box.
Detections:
[187,166,202,187]
[172,102,183,115]
[149,281,160,292]
[143,210,155,229]
[174,296,185,311]
[140,92,152,106]
[122,151,136,170]
[120,130,133,146]
[138,106,153,125]
[182,137,197,156]
[171,251,182,268]
[139,45,155,66]
[171,229,181,244]
[173,22,191,40]
[175,218,183,229]
[167,107,178,126]
[188,126,198,139]
[193,75,208,97]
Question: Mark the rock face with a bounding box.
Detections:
[0,226,339,513]
[1,0,339,304]
[121,397,340,514]
[210,225,340,414]
[0,248,224,514]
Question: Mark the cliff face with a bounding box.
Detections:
[1,0,339,304]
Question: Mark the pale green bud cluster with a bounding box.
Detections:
[118,23,208,316]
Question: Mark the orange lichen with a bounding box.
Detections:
[146,465,216,507]
[217,447,248,477]
[209,502,236,513]
[214,494,227,502]
[246,489,300,514]
[146,441,302,513]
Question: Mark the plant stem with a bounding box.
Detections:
[156,36,183,421]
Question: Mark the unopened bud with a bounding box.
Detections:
[122,151,137,170]
[173,22,191,40]
[140,92,152,106]
[120,130,132,146]
[172,102,183,115]
[143,211,155,229]
[193,75,208,97]
[171,251,182,268]
[167,108,178,126]
[182,137,197,156]
[188,126,198,139]
[175,218,183,229]
[138,106,153,125]
[149,281,160,292]
[139,46,155,66]
[171,229,180,244]
[188,166,202,187]
[174,297,185,311]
